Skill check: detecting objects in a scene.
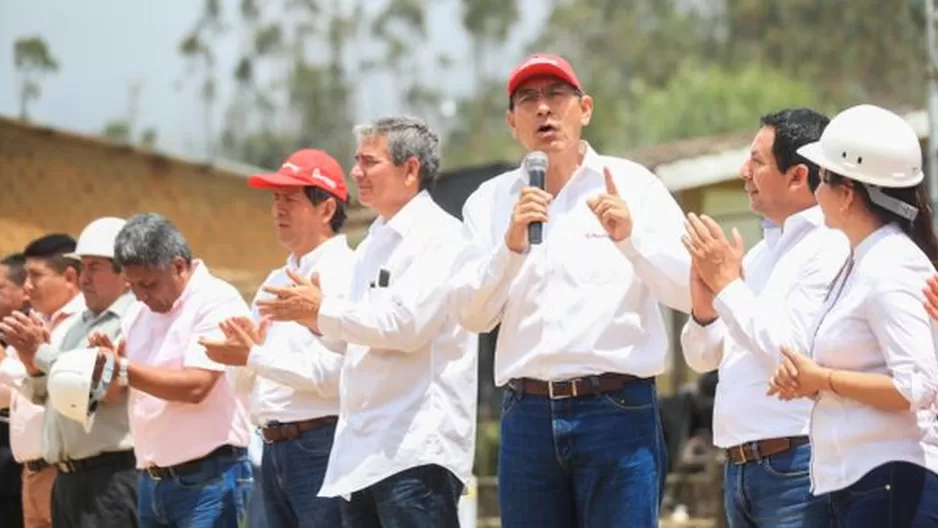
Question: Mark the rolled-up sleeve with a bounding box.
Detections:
[680,317,726,373]
[868,283,938,411]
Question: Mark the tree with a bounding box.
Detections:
[439,0,520,169]
[178,0,226,158]
[13,36,59,120]
[629,61,827,147]
[714,0,925,107]
[100,80,159,149]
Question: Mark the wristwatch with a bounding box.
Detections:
[116,357,129,387]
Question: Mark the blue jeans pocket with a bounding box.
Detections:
[599,381,655,413]
[501,389,522,418]
[291,426,335,456]
[761,447,810,478]
[173,466,225,489]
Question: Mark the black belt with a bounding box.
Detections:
[143,445,245,480]
[24,459,49,472]
[56,450,136,475]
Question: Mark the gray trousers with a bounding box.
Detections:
[51,462,138,528]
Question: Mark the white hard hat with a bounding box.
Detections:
[797,104,923,189]
[47,348,116,432]
[65,217,126,261]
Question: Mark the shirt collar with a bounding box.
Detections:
[286,235,349,272]
[853,223,902,264]
[168,259,210,314]
[368,190,432,239]
[82,291,136,324]
[510,141,602,192]
[781,205,825,231]
[48,293,86,325]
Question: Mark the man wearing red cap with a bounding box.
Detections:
[201,149,354,528]
[452,54,692,527]
[254,116,478,528]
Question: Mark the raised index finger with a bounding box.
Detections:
[603,167,619,196]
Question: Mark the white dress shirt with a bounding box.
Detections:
[806,224,938,494]
[452,142,691,386]
[316,191,478,499]
[228,235,354,425]
[681,206,850,448]
[0,293,85,462]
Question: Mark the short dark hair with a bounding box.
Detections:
[303,187,347,233]
[22,234,80,275]
[0,253,27,286]
[760,108,830,192]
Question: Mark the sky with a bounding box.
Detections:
[0,0,548,165]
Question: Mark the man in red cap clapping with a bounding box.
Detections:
[451,54,692,527]
[201,148,354,528]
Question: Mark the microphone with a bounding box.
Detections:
[523,150,549,245]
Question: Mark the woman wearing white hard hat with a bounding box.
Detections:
[767,104,938,526]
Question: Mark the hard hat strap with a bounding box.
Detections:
[865,184,919,222]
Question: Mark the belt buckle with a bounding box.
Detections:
[548,380,577,400]
[145,466,164,480]
[735,444,748,465]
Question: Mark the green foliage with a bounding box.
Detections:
[627,62,826,148]
[102,120,132,143]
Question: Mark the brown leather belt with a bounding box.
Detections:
[56,450,136,475]
[725,436,810,465]
[261,416,338,444]
[24,458,49,472]
[507,373,645,400]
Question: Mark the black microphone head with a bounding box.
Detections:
[523,150,549,173]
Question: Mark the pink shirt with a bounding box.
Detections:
[124,261,252,468]
[0,294,85,462]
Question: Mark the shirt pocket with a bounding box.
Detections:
[555,233,630,285]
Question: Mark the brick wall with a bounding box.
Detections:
[0,117,373,297]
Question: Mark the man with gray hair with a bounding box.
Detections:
[93,213,254,528]
[257,116,478,527]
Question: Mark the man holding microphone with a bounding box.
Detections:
[451,53,691,527]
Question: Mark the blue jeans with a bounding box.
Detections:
[724,442,831,527]
[340,464,463,528]
[248,463,266,527]
[497,378,667,528]
[261,423,342,528]
[829,461,938,527]
[137,450,253,528]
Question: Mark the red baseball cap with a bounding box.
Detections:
[506,53,582,97]
[248,149,348,202]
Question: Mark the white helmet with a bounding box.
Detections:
[47,348,116,432]
[65,217,126,261]
[797,104,923,189]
